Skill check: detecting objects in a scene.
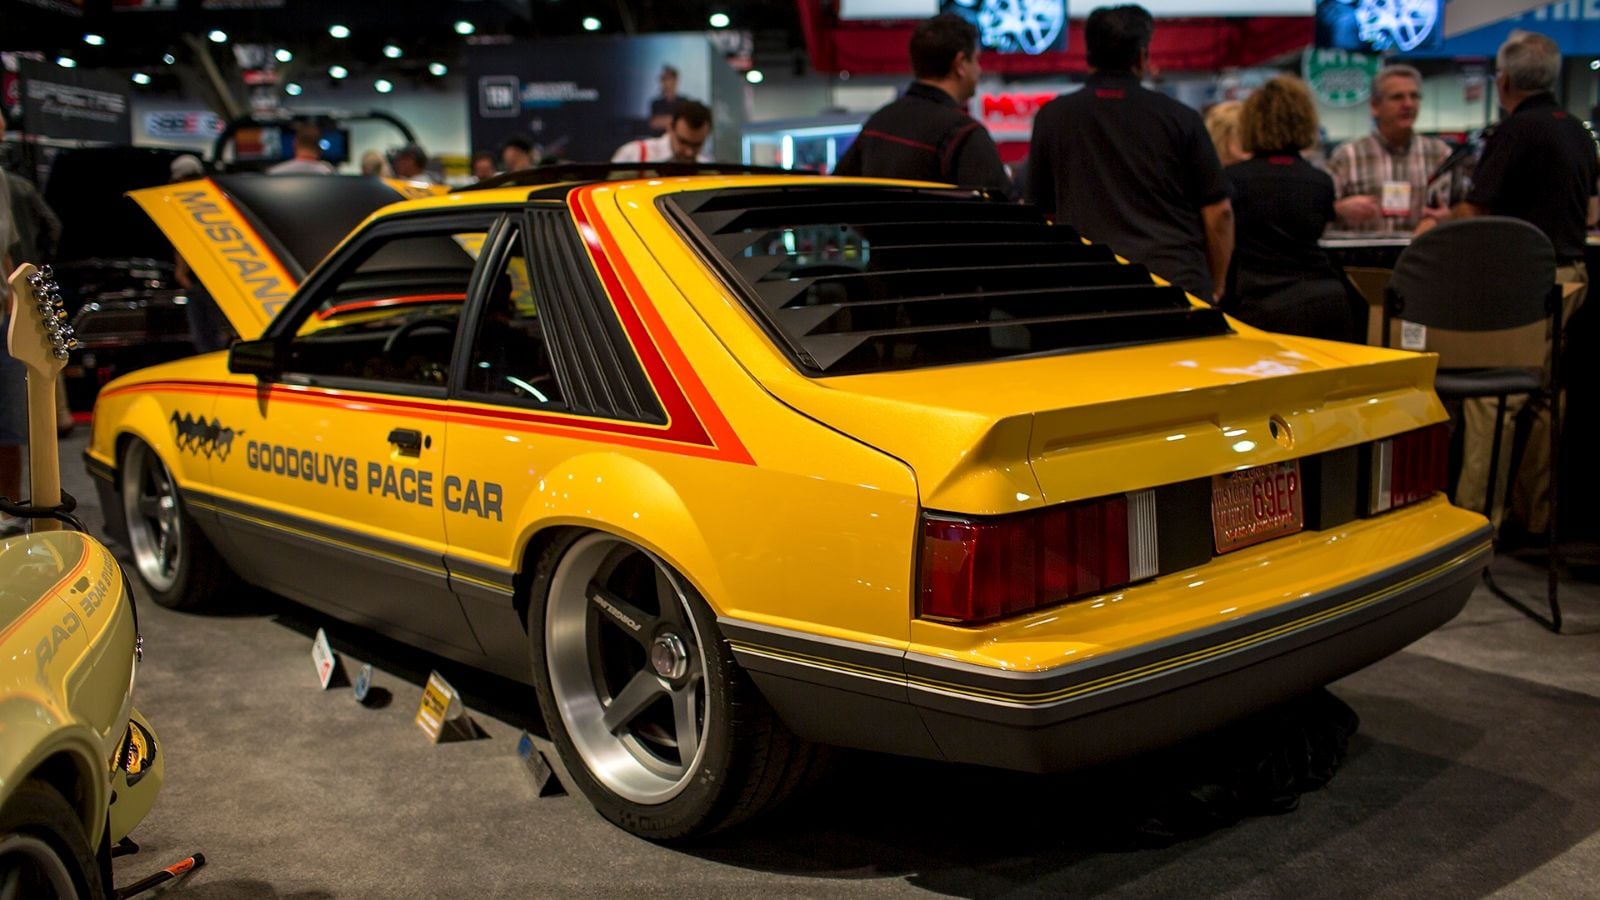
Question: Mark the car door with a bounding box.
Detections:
[439,207,668,666]
[209,211,506,653]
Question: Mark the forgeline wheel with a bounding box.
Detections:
[0,780,104,900]
[120,438,232,611]
[529,531,826,840]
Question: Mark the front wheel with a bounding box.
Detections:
[529,531,823,840]
[0,780,104,900]
[120,438,232,610]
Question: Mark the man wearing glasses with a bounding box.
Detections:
[613,100,714,164]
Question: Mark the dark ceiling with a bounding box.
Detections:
[2,0,806,80]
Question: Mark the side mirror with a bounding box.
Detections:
[227,339,279,377]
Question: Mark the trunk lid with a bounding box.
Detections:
[762,334,1442,513]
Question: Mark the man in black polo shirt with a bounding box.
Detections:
[832,14,1010,194]
[1450,29,1598,538]
[1027,4,1233,301]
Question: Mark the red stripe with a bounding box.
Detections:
[859,129,938,154]
[315,293,465,320]
[100,190,753,464]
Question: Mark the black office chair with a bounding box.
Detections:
[1383,216,1566,632]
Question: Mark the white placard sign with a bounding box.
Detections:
[311,627,337,689]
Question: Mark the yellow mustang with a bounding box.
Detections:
[86,169,1490,840]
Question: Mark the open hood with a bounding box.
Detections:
[127,174,444,340]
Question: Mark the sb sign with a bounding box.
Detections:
[979,92,1058,131]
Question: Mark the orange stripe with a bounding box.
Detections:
[0,542,92,648]
[572,186,753,465]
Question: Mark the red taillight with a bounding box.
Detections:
[1370,424,1450,513]
[918,492,1156,624]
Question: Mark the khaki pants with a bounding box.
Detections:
[1454,262,1586,532]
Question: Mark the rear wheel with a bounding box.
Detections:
[120,438,232,610]
[529,531,823,840]
[0,780,103,900]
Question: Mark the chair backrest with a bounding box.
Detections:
[1387,216,1556,331]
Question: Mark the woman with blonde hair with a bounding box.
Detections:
[1204,100,1247,167]
[1222,75,1356,340]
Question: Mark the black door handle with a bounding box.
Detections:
[387,428,424,451]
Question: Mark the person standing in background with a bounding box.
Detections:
[1205,100,1248,168]
[1326,65,1451,233]
[649,65,690,133]
[1446,30,1598,542]
[612,101,714,163]
[471,151,498,182]
[500,135,537,173]
[832,13,1010,194]
[1028,4,1233,301]
[267,124,335,174]
[1224,76,1354,341]
[390,144,436,183]
[360,150,393,177]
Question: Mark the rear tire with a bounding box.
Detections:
[120,438,232,610]
[0,780,104,900]
[528,530,824,840]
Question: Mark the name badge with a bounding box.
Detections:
[1381,180,1412,217]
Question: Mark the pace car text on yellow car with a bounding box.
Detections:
[84,169,1491,840]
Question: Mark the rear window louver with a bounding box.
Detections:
[665,186,1231,375]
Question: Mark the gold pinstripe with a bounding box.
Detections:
[730,541,1490,708]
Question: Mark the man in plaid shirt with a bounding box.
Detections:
[1327,65,1452,233]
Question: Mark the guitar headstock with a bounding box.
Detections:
[6,263,78,381]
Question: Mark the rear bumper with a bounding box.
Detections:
[727,525,1491,772]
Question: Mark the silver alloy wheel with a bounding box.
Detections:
[0,833,81,899]
[545,533,709,805]
[122,441,183,594]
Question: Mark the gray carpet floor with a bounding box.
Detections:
[49,430,1599,899]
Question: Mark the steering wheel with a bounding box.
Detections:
[382,316,457,382]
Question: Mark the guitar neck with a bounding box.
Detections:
[25,373,62,533]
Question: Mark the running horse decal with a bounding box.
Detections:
[169,411,243,461]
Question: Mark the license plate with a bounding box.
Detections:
[1211,460,1304,554]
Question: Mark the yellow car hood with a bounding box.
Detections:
[128,175,445,340]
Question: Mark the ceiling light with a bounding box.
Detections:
[745,69,764,84]
[207,29,228,43]
[132,72,152,85]
[383,44,402,59]
[454,20,475,35]
[427,62,448,76]
[1591,59,1600,71]
[83,33,106,46]
[709,13,730,28]
[329,24,351,39]
[162,52,176,65]
[375,78,393,93]
[581,16,601,31]
[275,48,293,63]
[56,56,77,68]
[285,81,303,96]
[328,64,348,79]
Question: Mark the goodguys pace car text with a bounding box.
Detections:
[244,439,503,520]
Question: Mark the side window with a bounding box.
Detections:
[284,227,486,388]
[463,228,563,405]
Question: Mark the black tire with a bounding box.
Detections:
[0,779,104,900]
[528,530,825,841]
[119,438,233,611]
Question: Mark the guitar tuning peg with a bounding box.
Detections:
[53,347,69,360]
[37,266,53,280]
